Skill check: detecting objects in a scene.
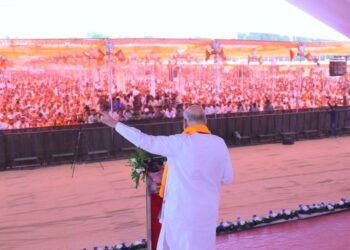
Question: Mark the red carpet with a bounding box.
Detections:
[216,211,350,250]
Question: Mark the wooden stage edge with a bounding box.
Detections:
[1,136,350,250]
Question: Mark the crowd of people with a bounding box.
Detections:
[0,63,349,129]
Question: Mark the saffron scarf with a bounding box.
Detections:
[159,124,211,198]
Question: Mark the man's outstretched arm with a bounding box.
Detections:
[101,112,182,157]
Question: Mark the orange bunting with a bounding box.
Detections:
[305,52,313,62]
[258,56,263,65]
[219,48,226,61]
[205,49,211,61]
[115,49,125,62]
[248,52,263,64]
[96,49,105,60]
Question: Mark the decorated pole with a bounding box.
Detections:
[343,56,349,106]
[106,39,114,113]
[296,43,305,111]
[272,57,276,98]
[296,59,302,111]
[206,40,223,118]
[240,63,243,93]
[213,40,220,118]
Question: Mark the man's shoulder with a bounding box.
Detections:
[209,134,226,144]
[189,132,226,144]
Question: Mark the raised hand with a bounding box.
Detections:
[100,112,119,128]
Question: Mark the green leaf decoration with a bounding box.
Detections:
[128,148,150,189]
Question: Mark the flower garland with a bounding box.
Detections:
[83,198,350,250]
[216,198,350,234]
[82,239,146,250]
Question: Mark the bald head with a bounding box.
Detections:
[183,104,207,125]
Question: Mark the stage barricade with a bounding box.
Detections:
[112,130,125,156]
[82,127,113,161]
[290,112,304,138]
[1,109,350,170]
[226,117,237,145]
[0,134,6,170]
[309,112,320,131]
[242,116,252,137]
[118,123,142,153]
[250,115,260,142]
[337,109,346,133]
[266,115,276,135]
[302,111,320,139]
[141,123,156,136]
[5,132,45,168]
[280,113,297,141]
[281,114,291,133]
[154,121,172,136]
[233,116,243,135]
[274,114,283,138]
[344,109,350,134]
[295,112,305,137]
[346,109,350,125]
[217,118,227,139]
[318,111,330,135]
[43,129,79,164]
[207,117,227,141]
[237,116,252,145]
[289,113,298,134]
[258,115,276,143]
[170,121,183,135]
[258,115,268,135]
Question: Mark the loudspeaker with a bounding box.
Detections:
[329,60,347,76]
[282,137,294,145]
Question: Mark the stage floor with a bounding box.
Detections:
[1,136,350,250]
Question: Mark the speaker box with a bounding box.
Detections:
[282,137,294,145]
[329,60,347,76]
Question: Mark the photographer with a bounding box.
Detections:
[237,101,245,112]
[87,109,100,124]
[263,98,274,113]
[327,97,338,137]
[249,102,260,113]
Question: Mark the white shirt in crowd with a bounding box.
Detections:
[164,108,176,119]
[14,121,29,129]
[0,122,8,130]
[205,106,215,115]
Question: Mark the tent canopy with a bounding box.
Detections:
[1,39,349,62]
[288,0,350,39]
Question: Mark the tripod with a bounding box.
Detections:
[70,126,105,178]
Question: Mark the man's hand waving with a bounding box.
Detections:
[100,112,120,128]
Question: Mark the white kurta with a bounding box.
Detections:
[115,123,234,250]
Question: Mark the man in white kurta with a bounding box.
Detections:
[102,105,234,250]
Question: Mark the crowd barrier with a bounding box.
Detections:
[1,108,350,170]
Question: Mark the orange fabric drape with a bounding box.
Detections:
[159,124,211,198]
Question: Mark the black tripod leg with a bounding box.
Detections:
[98,161,105,170]
[71,130,82,178]
[71,161,76,178]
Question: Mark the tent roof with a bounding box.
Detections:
[1,39,350,62]
[288,0,350,39]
